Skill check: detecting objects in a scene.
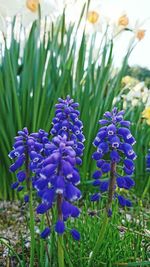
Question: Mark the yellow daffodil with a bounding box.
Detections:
[142,107,150,125]
[136,29,145,41]
[26,0,39,13]
[118,14,129,27]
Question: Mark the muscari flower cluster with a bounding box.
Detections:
[91,107,136,208]
[9,128,50,202]
[146,150,150,171]
[32,96,85,240]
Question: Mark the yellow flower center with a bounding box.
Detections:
[136,30,145,41]
[26,0,39,12]
[118,15,129,27]
[87,11,99,24]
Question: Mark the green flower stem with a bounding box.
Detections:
[57,194,64,267]
[58,235,64,267]
[29,188,35,267]
[40,215,45,267]
[106,162,116,212]
[25,151,35,267]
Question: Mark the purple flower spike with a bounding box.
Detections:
[51,95,85,155]
[9,127,50,198]
[34,96,84,239]
[91,107,136,211]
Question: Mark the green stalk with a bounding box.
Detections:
[88,161,116,267]
[58,235,64,267]
[25,152,35,267]
[106,162,116,212]
[57,194,64,267]
[40,215,45,267]
[29,188,35,267]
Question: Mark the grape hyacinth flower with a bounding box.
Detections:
[9,127,35,194]
[146,150,150,171]
[9,128,50,196]
[91,107,136,213]
[51,95,85,158]
[142,150,150,199]
[8,127,51,267]
[35,96,85,240]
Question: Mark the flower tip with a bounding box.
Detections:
[40,227,51,239]
[55,220,65,234]
[70,229,80,241]
[90,193,101,202]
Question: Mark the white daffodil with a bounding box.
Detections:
[85,0,102,35]
[111,12,130,37]
[131,20,146,41]
[133,26,145,41]
[62,0,103,34]
[21,0,59,27]
[0,0,58,28]
[99,4,130,37]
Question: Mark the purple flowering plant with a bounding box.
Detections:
[91,107,136,212]
[9,96,85,266]
[9,102,138,267]
[9,127,50,265]
[88,107,136,266]
[33,96,85,241]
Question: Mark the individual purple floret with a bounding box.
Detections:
[35,96,85,240]
[146,150,150,171]
[91,107,136,212]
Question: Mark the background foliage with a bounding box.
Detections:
[0,14,149,200]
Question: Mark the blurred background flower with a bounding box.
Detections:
[123,81,149,108]
[142,107,150,124]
